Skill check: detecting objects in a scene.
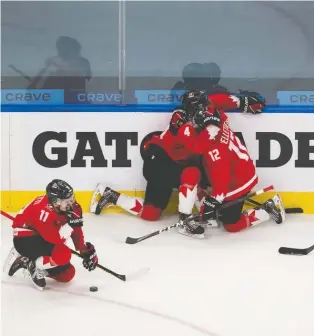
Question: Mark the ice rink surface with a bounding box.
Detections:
[1,213,314,336]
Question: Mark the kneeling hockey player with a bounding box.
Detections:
[4,179,98,290]
[172,91,285,238]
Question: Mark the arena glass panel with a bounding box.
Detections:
[125,1,314,106]
[1,1,119,104]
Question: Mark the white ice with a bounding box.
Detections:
[1,213,314,336]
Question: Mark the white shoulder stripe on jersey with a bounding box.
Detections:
[226,174,258,198]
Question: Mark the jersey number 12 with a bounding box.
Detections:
[209,149,220,161]
[208,136,249,162]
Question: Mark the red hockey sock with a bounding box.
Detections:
[140,204,162,221]
[179,167,201,215]
[223,208,270,232]
[49,264,76,283]
[116,195,144,216]
[223,214,250,232]
[181,166,201,185]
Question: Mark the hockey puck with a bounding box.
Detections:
[89,286,98,292]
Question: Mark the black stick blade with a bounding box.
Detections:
[278,244,314,256]
[278,247,308,256]
[125,231,160,245]
[125,237,140,244]
[118,275,126,281]
[285,208,303,214]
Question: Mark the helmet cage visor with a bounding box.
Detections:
[54,194,75,211]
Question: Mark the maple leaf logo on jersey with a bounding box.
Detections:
[214,194,225,203]
[206,125,220,140]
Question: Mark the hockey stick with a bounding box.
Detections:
[245,198,303,214]
[0,210,135,282]
[0,210,15,221]
[70,249,127,281]
[125,215,199,245]
[125,185,274,244]
[278,245,314,256]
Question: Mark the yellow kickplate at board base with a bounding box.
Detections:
[1,190,313,214]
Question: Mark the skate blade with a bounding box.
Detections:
[90,183,104,213]
[273,194,286,224]
[198,219,219,228]
[3,247,20,274]
[24,269,45,291]
[178,228,205,239]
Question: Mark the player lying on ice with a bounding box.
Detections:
[90,90,283,238]
[4,179,98,290]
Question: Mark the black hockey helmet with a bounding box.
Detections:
[181,90,209,120]
[46,179,74,203]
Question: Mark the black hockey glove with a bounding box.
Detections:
[200,196,222,220]
[238,90,266,114]
[81,242,98,271]
[193,108,221,130]
[169,107,188,135]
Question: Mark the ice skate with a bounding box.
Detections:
[95,187,120,215]
[178,213,205,239]
[198,218,219,228]
[26,260,48,290]
[3,247,23,274]
[90,183,105,213]
[8,254,29,277]
[263,194,286,224]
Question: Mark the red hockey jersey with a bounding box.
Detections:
[144,127,200,163]
[12,195,86,251]
[176,119,258,202]
[144,93,239,164]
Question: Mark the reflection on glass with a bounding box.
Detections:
[1,1,119,103]
[1,1,314,107]
[125,1,314,105]
[26,36,92,91]
[172,62,228,94]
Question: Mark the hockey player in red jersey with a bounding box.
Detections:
[91,109,204,223]
[91,90,265,228]
[5,179,98,290]
[172,91,285,238]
